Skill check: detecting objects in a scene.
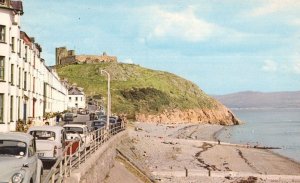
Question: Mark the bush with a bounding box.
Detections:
[120,87,171,113]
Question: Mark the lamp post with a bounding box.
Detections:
[100,69,111,131]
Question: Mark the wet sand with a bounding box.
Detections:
[118,122,300,183]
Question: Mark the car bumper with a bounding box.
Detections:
[39,157,57,162]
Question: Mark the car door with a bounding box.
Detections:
[27,140,38,182]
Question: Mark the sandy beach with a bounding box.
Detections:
[118,122,300,183]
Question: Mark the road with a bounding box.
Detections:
[42,114,91,181]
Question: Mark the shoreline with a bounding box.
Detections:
[119,122,300,182]
[214,124,300,165]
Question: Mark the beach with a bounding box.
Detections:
[118,122,300,183]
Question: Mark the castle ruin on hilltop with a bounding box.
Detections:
[55,47,117,65]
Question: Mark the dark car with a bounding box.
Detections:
[97,115,122,133]
[91,120,106,130]
[64,113,74,123]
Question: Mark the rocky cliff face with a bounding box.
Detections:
[135,102,240,125]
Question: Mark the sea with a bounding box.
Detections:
[217,108,300,163]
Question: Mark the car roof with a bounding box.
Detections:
[92,120,106,124]
[63,124,87,128]
[28,126,64,132]
[0,132,33,143]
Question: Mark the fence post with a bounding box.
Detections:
[64,151,67,176]
[78,140,81,168]
[60,160,63,179]
[69,144,72,175]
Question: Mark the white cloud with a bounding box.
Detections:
[121,58,134,64]
[262,59,300,74]
[293,61,300,74]
[143,6,251,44]
[262,60,278,72]
[248,0,300,17]
[147,7,217,42]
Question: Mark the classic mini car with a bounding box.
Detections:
[0,132,43,183]
[28,126,66,163]
[63,124,93,148]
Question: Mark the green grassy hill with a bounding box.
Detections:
[56,62,219,119]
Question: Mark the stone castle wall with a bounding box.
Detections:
[75,55,117,63]
[56,47,117,65]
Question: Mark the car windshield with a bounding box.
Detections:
[64,127,83,134]
[0,140,27,157]
[109,118,116,123]
[93,122,105,126]
[65,113,73,117]
[99,115,107,121]
[30,131,56,141]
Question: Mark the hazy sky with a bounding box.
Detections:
[22,0,300,94]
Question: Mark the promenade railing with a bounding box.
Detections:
[42,122,125,183]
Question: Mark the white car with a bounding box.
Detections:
[63,124,93,148]
[28,126,66,163]
[0,132,43,183]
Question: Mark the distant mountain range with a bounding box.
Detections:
[213,91,300,109]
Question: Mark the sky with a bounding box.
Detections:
[21,0,300,95]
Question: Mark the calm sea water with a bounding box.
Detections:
[218,108,300,163]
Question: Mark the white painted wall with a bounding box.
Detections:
[68,94,86,109]
[0,2,68,132]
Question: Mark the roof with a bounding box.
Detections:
[68,87,84,95]
[63,124,87,128]
[28,126,64,132]
[0,132,33,143]
[10,1,23,15]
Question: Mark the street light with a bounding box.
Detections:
[100,69,111,131]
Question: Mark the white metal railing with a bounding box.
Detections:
[42,122,125,183]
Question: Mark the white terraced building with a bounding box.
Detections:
[67,86,86,109]
[0,0,68,132]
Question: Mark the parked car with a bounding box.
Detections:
[94,111,105,120]
[28,126,66,163]
[63,113,74,123]
[96,115,122,133]
[0,132,43,183]
[91,120,106,130]
[63,124,93,148]
[77,108,88,115]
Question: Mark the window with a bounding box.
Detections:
[18,39,21,56]
[75,97,78,101]
[0,25,5,42]
[69,97,71,101]
[11,37,15,52]
[18,67,21,87]
[81,97,82,101]
[18,97,20,119]
[24,71,27,90]
[0,0,5,5]
[0,94,3,122]
[25,46,27,62]
[0,56,4,80]
[10,95,13,122]
[28,140,35,157]
[10,64,14,85]
[33,77,35,92]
